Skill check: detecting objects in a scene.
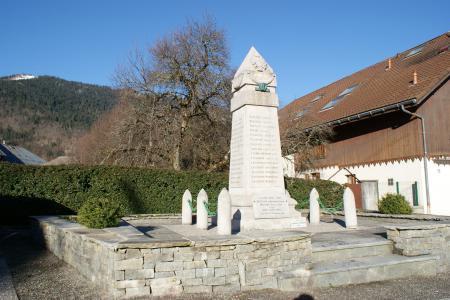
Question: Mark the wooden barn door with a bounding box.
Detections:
[346,183,362,209]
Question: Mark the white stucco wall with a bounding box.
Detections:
[428,159,450,216]
[315,160,426,212]
[284,158,450,216]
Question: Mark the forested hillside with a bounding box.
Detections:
[0,76,118,160]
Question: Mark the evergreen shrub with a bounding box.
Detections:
[77,197,121,228]
[378,193,413,215]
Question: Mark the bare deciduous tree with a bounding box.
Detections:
[280,112,333,173]
[114,16,231,170]
[75,17,232,171]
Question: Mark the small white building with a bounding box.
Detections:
[279,32,450,215]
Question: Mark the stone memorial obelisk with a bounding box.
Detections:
[229,47,306,231]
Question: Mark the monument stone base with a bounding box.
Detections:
[228,47,308,232]
[232,206,307,231]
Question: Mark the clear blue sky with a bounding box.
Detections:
[1,0,449,106]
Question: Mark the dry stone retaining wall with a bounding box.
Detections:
[32,218,116,293]
[113,239,311,297]
[32,217,311,298]
[386,223,450,272]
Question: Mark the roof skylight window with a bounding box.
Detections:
[404,46,424,59]
[319,83,359,111]
[311,94,324,102]
[320,95,345,111]
[338,83,359,96]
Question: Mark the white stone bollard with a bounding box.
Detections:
[196,189,209,230]
[181,189,192,225]
[217,188,232,235]
[343,187,358,229]
[309,188,320,225]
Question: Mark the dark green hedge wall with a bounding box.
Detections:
[0,163,344,224]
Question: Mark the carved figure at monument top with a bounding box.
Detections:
[232,46,277,92]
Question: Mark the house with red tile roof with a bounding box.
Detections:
[279,32,450,215]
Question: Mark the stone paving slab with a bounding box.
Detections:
[324,211,450,221]
[300,215,446,234]
[34,216,311,252]
[312,254,438,274]
[385,223,450,230]
[311,228,388,250]
[186,235,254,247]
[34,215,447,253]
[127,218,310,246]
[131,220,186,239]
[116,238,192,249]
[85,233,124,247]
[125,215,446,250]
[104,224,146,237]
[0,257,19,300]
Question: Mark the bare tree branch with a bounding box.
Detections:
[280,112,334,173]
[75,16,232,171]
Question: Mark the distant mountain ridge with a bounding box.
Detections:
[2,73,37,80]
[0,75,118,159]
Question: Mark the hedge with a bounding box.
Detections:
[0,163,344,224]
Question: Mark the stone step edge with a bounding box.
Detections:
[279,254,438,280]
[312,240,392,253]
[312,254,439,275]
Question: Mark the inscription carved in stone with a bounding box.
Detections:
[229,111,244,188]
[253,194,289,219]
[248,113,280,187]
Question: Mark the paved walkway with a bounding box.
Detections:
[0,229,107,300]
[0,257,18,300]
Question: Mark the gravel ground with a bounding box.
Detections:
[1,227,450,300]
[0,228,107,300]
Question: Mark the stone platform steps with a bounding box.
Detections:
[279,232,439,290]
[312,240,393,263]
[280,247,438,290]
[312,254,438,287]
[279,254,438,291]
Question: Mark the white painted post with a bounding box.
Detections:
[343,187,357,229]
[309,188,320,225]
[181,189,192,225]
[196,189,208,230]
[217,188,232,235]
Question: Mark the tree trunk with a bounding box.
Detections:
[173,143,181,170]
[173,115,188,170]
